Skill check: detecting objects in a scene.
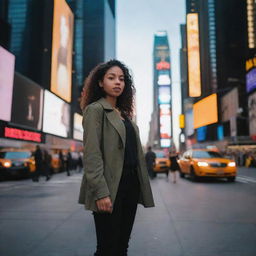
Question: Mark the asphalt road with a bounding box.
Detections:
[0,167,256,256]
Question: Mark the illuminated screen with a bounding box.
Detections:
[185,109,194,136]
[160,139,171,148]
[221,88,238,122]
[51,0,74,102]
[193,94,218,129]
[11,73,44,130]
[73,113,83,141]
[43,90,70,137]
[248,92,256,136]
[246,68,256,93]
[159,104,171,140]
[158,87,170,104]
[157,74,171,86]
[156,61,170,70]
[0,46,15,122]
[197,126,207,142]
[187,13,201,97]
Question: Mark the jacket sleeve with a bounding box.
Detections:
[82,104,110,200]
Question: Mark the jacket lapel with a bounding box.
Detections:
[97,98,126,147]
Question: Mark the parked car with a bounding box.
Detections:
[178,149,237,182]
[153,150,170,176]
[0,150,36,179]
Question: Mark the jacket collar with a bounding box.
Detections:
[96,97,114,111]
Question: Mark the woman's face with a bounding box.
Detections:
[100,66,125,98]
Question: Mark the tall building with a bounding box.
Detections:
[148,31,172,149]
[183,0,248,149]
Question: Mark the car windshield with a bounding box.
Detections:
[155,151,166,158]
[0,151,31,159]
[192,151,223,159]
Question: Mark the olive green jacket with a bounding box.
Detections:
[78,98,155,211]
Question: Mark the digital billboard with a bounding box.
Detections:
[73,113,83,141]
[157,74,171,86]
[187,13,201,97]
[159,104,171,141]
[248,91,256,136]
[51,0,74,102]
[185,109,194,136]
[246,68,256,93]
[158,87,171,104]
[43,90,70,137]
[221,88,239,122]
[11,73,44,130]
[193,94,218,129]
[0,46,15,122]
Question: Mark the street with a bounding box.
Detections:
[0,168,256,256]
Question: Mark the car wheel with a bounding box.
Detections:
[227,177,236,182]
[179,170,185,178]
[190,167,198,181]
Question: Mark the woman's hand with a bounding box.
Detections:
[96,196,113,213]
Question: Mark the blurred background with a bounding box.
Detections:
[0,0,255,164]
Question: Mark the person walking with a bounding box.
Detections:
[42,149,51,181]
[78,60,154,256]
[33,145,42,182]
[169,149,180,183]
[66,150,72,176]
[145,146,156,179]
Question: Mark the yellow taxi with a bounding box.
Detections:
[153,150,171,176]
[178,149,237,182]
[0,150,36,179]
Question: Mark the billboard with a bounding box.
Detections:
[159,104,171,142]
[248,91,256,136]
[193,94,218,129]
[246,68,256,93]
[0,46,15,122]
[187,13,201,97]
[158,87,171,104]
[11,73,44,130]
[43,90,70,137]
[73,113,83,141]
[51,0,74,102]
[185,109,194,136]
[221,88,239,122]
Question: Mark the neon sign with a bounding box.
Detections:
[4,127,42,142]
[156,61,170,70]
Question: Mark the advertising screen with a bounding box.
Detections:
[248,91,256,136]
[73,113,83,141]
[197,126,207,142]
[0,46,15,122]
[43,90,70,137]
[160,139,170,148]
[157,74,171,86]
[51,0,74,102]
[159,104,171,140]
[187,13,201,97]
[158,87,171,104]
[185,109,194,136]
[11,73,43,130]
[193,94,218,129]
[246,68,256,93]
[221,88,239,122]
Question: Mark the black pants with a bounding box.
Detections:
[93,168,140,256]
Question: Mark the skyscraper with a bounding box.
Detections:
[148,31,172,149]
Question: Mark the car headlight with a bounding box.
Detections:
[3,161,11,168]
[228,162,236,167]
[197,162,209,167]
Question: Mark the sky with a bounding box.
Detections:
[116,0,186,148]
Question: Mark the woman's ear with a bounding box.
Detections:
[99,81,103,88]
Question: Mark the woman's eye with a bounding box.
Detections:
[120,78,124,81]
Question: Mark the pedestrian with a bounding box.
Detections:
[145,146,156,179]
[33,145,42,182]
[77,152,83,173]
[59,150,65,172]
[169,149,180,183]
[42,149,51,181]
[65,150,72,176]
[78,59,154,256]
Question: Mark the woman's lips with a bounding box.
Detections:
[113,88,121,92]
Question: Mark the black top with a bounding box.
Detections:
[122,118,138,169]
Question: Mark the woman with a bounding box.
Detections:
[78,60,154,256]
[169,149,180,183]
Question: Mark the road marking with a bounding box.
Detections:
[237,176,256,184]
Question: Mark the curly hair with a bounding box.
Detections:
[80,59,135,119]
